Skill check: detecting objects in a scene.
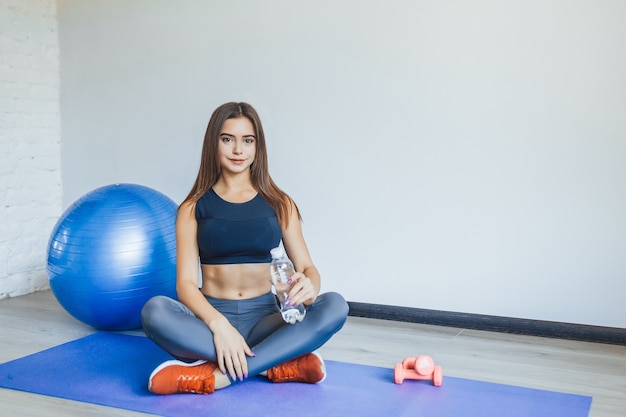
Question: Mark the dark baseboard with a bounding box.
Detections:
[347,301,626,346]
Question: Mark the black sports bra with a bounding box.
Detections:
[195,189,282,264]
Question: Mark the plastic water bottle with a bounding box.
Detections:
[270,246,306,324]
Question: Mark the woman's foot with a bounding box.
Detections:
[149,360,218,394]
[267,352,326,384]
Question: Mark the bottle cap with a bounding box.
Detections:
[270,246,285,259]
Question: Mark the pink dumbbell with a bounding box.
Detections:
[394,355,443,386]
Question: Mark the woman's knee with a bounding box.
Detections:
[141,295,177,333]
[321,292,349,315]
[312,292,349,332]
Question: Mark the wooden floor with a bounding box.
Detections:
[0,291,624,417]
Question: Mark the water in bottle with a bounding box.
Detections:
[270,246,306,324]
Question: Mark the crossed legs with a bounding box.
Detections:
[141,291,349,393]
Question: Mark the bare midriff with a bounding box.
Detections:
[200,263,273,300]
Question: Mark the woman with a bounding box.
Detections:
[141,102,349,395]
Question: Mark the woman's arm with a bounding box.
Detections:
[281,199,321,307]
[175,201,223,325]
[176,201,253,381]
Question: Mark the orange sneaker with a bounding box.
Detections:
[267,352,326,384]
[148,360,217,395]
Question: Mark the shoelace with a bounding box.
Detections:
[177,374,211,393]
[273,361,302,381]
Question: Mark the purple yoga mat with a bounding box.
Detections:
[0,332,591,417]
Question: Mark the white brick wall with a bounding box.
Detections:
[0,0,61,298]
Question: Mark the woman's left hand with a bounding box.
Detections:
[287,272,317,307]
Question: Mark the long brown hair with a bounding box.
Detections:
[182,102,300,227]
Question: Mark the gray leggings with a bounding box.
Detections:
[141,291,348,379]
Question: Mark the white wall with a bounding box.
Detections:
[0,0,61,298]
[57,0,626,328]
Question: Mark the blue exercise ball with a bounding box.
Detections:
[47,183,178,331]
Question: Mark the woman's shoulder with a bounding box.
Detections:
[178,198,198,219]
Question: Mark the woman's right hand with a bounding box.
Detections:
[209,316,255,382]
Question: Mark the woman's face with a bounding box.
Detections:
[217,116,257,175]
